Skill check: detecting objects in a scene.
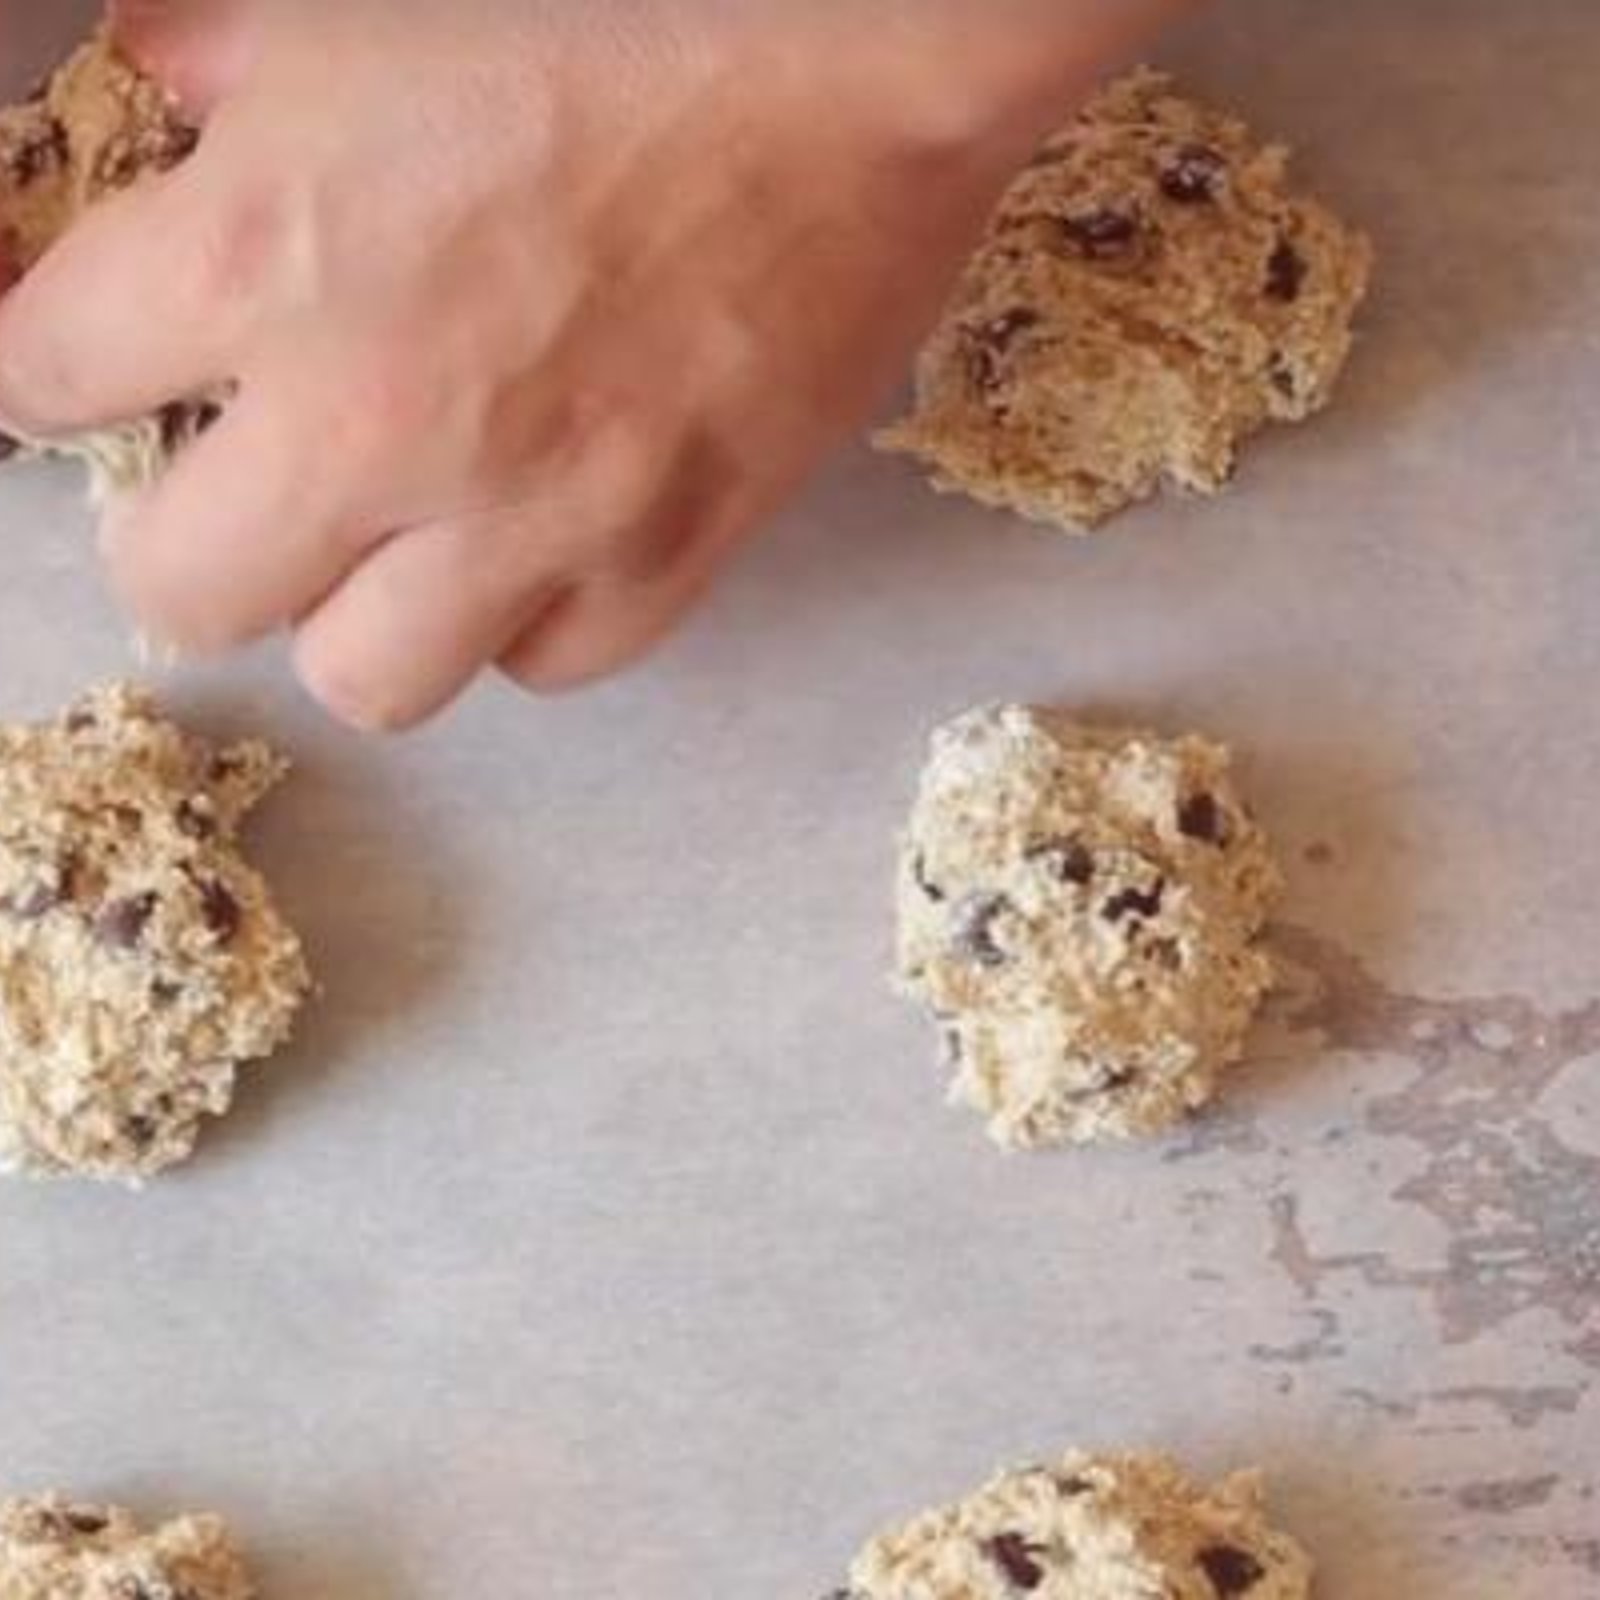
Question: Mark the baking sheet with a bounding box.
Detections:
[0,3,1596,1595]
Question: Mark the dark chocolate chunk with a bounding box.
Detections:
[1177,792,1228,845]
[951,892,1012,967]
[166,122,202,165]
[1102,880,1165,923]
[912,852,946,903]
[962,307,1040,394]
[122,1113,158,1148]
[29,1503,111,1540]
[196,878,241,943]
[1264,239,1307,302]
[1059,206,1139,259]
[4,116,69,186]
[174,797,216,839]
[983,1532,1047,1590]
[1266,353,1298,399]
[1055,1474,1095,1497]
[1197,1543,1267,1596]
[150,977,183,1006]
[1026,837,1094,886]
[208,751,247,784]
[95,891,158,949]
[1159,143,1227,203]
[1067,1065,1137,1102]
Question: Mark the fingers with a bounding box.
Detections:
[292,511,566,731]
[499,519,745,693]
[0,160,243,437]
[109,0,261,115]
[99,363,387,654]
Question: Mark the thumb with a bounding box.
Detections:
[107,0,261,115]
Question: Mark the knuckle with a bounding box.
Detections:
[194,176,294,311]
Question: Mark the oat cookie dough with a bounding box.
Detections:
[0,684,309,1183]
[0,29,210,496]
[0,1494,256,1600]
[878,68,1372,531]
[896,706,1278,1148]
[834,1451,1311,1600]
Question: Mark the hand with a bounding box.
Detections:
[0,0,1183,730]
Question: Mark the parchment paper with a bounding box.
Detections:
[0,3,1595,1596]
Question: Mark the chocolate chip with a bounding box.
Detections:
[122,1113,158,1148]
[983,1532,1047,1590]
[1265,353,1298,400]
[29,1504,110,1541]
[1265,239,1307,302]
[197,878,241,943]
[1026,837,1094,885]
[5,117,68,185]
[1159,143,1227,203]
[1055,1474,1094,1496]
[111,804,144,833]
[150,978,182,1006]
[158,402,194,456]
[962,307,1040,394]
[1059,207,1139,259]
[1067,1065,1138,1102]
[951,892,1012,967]
[1197,1543,1266,1596]
[1146,936,1183,971]
[208,751,247,783]
[95,892,158,949]
[166,122,202,165]
[63,705,97,732]
[1177,792,1228,845]
[912,852,946,903]
[1102,880,1164,922]
[174,797,216,839]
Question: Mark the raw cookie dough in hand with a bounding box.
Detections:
[0,29,207,495]
[0,1495,255,1600]
[877,68,1372,531]
[896,706,1279,1148]
[0,684,309,1183]
[836,1450,1311,1600]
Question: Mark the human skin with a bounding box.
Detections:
[0,0,1190,730]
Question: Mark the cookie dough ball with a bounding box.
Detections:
[0,30,211,495]
[0,684,310,1183]
[0,1495,256,1600]
[877,69,1372,532]
[837,1452,1311,1600]
[896,706,1278,1148]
